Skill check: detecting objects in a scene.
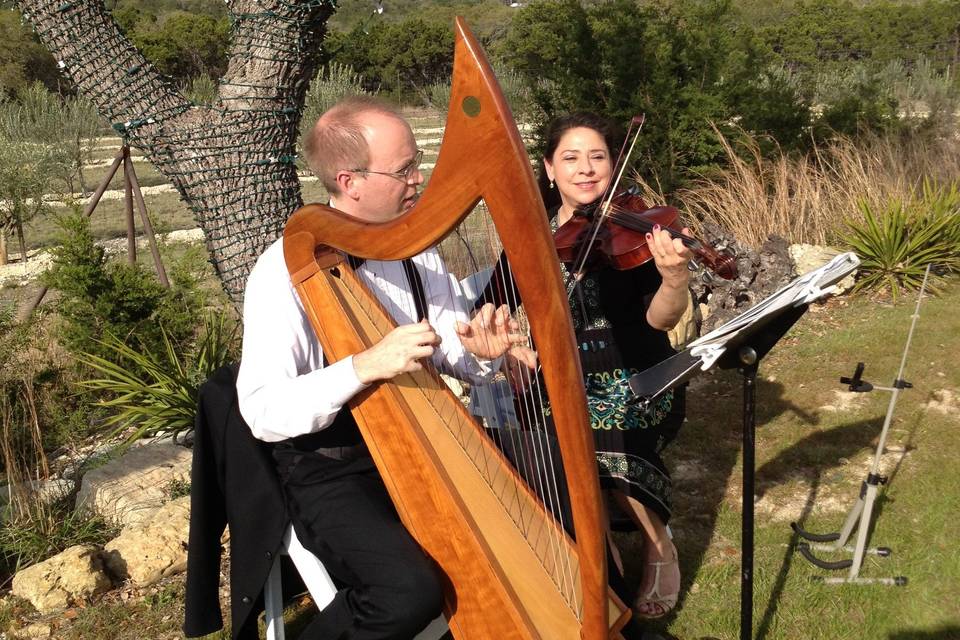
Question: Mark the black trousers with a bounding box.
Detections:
[273,446,443,640]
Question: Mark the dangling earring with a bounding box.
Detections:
[549,179,555,190]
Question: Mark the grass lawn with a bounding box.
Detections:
[630,281,960,640]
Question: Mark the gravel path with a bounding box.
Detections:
[0,228,205,286]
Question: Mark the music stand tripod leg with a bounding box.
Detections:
[849,481,880,579]
[848,376,905,579]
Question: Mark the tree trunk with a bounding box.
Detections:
[0,229,7,266]
[16,221,27,264]
[14,0,335,304]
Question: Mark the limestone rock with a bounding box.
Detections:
[11,545,112,614]
[103,496,191,586]
[11,621,52,639]
[789,243,856,293]
[75,442,191,527]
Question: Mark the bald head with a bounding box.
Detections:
[303,96,405,194]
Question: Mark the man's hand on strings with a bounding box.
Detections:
[504,345,538,393]
[648,224,694,288]
[455,303,526,360]
[353,319,441,384]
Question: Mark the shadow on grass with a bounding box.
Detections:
[888,627,960,639]
[662,369,919,639]
[754,415,889,497]
[636,372,814,631]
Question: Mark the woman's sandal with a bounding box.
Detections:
[633,554,679,619]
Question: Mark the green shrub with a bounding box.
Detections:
[843,180,960,298]
[76,311,238,444]
[425,64,533,120]
[811,64,901,141]
[299,62,369,153]
[41,210,204,366]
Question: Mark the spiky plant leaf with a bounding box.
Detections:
[76,312,237,444]
[843,184,960,298]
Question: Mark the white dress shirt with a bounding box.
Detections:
[236,235,497,442]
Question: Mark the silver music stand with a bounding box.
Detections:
[628,252,861,640]
[790,266,931,587]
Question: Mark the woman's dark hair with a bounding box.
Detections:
[537,112,623,212]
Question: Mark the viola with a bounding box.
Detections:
[553,190,738,280]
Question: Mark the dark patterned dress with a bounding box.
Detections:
[558,236,686,527]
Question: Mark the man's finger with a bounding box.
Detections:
[478,304,494,329]
[410,345,435,359]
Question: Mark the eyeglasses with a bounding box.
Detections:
[351,149,423,182]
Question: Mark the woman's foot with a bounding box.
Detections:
[633,540,680,619]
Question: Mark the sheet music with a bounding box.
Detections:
[687,252,860,369]
[628,252,860,405]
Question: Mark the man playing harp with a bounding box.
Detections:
[236,96,525,639]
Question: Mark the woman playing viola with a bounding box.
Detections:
[508,112,694,620]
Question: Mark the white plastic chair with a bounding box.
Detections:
[263,524,448,640]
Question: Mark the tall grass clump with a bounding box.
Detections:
[0,306,85,461]
[1,308,115,585]
[659,126,960,249]
[182,73,218,106]
[0,484,117,586]
[76,311,238,444]
[427,78,451,114]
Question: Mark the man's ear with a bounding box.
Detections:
[334,170,360,200]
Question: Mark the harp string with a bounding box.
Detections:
[479,217,579,605]
[331,252,582,610]
[433,205,579,606]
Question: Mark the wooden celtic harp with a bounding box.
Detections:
[283,17,627,639]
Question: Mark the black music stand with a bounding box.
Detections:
[628,252,861,640]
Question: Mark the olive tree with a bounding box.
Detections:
[13,0,337,303]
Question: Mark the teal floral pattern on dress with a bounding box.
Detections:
[586,368,674,431]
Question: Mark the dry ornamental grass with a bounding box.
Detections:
[638,126,960,250]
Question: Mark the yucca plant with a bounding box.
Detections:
[843,181,960,298]
[76,312,238,444]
